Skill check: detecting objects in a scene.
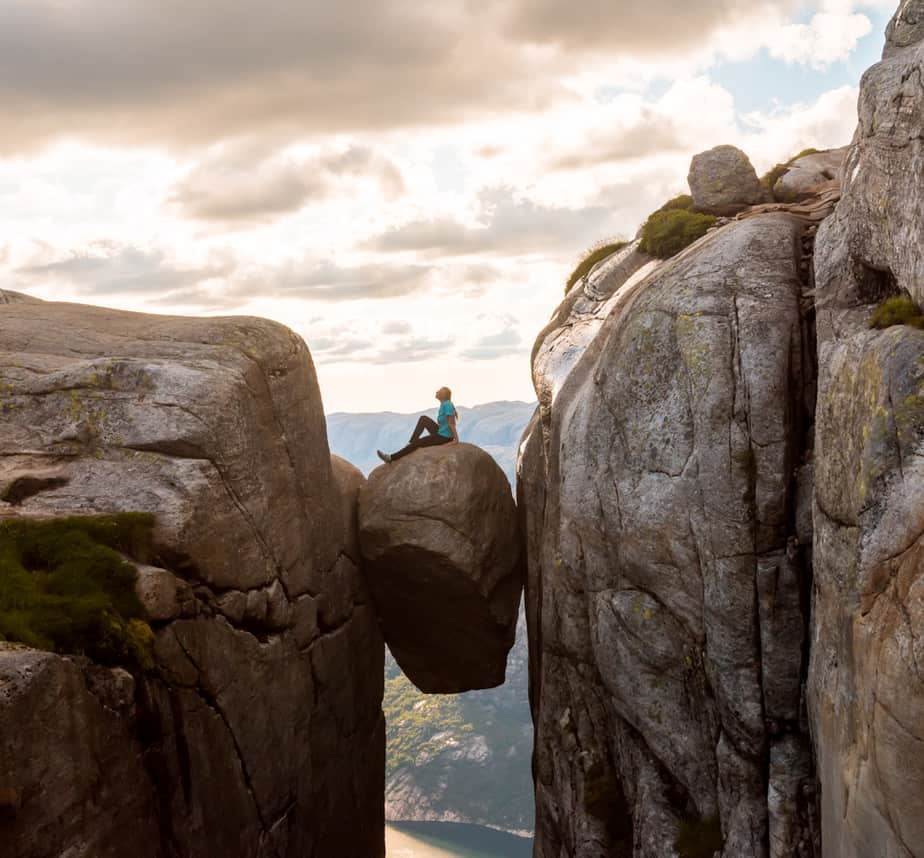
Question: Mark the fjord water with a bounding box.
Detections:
[385,822,532,858]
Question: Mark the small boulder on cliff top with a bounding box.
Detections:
[688,144,764,213]
[358,443,522,693]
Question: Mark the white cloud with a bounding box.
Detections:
[170,142,405,224]
[0,0,893,411]
[768,10,873,69]
[740,85,860,168]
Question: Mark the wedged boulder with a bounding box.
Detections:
[773,148,846,201]
[688,144,765,213]
[358,443,522,693]
[520,213,818,857]
[0,297,385,858]
[810,4,924,855]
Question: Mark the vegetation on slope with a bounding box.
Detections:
[383,636,535,834]
[384,666,476,772]
[760,147,822,194]
[639,201,716,259]
[565,240,630,295]
[870,294,924,330]
[0,514,155,668]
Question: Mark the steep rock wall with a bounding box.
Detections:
[810,3,924,855]
[0,296,384,858]
[520,215,820,857]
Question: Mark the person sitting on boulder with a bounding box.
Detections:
[377,386,459,463]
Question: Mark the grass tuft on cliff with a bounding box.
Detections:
[870,294,924,330]
[0,514,156,669]
[655,194,695,213]
[675,814,724,858]
[565,240,630,294]
[760,147,823,193]
[639,207,716,259]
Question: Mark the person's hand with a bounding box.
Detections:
[450,438,459,445]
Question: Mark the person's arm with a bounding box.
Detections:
[447,414,459,443]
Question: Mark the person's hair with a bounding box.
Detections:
[437,386,452,400]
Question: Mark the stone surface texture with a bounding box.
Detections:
[688,144,765,213]
[520,213,820,857]
[0,295,384,858]
[773,148,847,201]
[0,646,162,858]
[809,4,924,856]
[358,443,523,693]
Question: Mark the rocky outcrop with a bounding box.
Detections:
[0,297,384,857]
[0,646,162,858]
[773,149,846,202]
[359,443,523,693]
[688,145,765,214]
[809,3,924,856]
[521,209,819,856]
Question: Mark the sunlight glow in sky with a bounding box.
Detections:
[0,0,896,411]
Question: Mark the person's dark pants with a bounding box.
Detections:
[391,415,452,460]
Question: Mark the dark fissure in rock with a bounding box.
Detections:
[856,261,899,305]
[791,225,823,857]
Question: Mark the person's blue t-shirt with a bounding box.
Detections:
[437,400,457,438]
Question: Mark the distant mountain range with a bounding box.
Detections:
[326,400,536,485]
[326,401,536,836]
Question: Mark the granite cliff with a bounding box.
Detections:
[517,3,924,855]
[0,297,385,858]
[810,2,924,853]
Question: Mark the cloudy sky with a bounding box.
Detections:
[1,0,896,412]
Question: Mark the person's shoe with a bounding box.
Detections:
[376,450,392,464]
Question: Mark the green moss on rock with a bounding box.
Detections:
[870,294,924,330]
[0,513,156,669]
[640,209,716,259]
[760,147,823,194]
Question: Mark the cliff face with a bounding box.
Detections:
[520,213,822,857]
[0,297,384,858]
[520,4,924,856]
[809,2,924,855]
